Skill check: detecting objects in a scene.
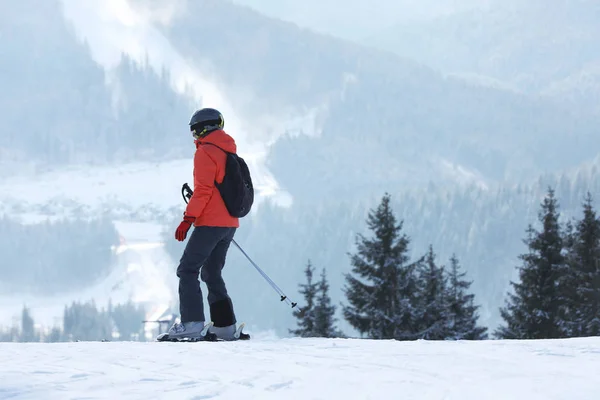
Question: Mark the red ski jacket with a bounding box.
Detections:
[184,129,239,228]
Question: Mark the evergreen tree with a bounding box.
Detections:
[290,260,318,337]
[20,305,36,342]
[313,268,343,338]
[416,246,449,340]
[496,188,565,339]
[111,300,146,341]
[0,325,19,343]
[62,300,112,341]
[560,208,582,336]
[343,193,421,340]
[562,193,600,336]
[446,254,488,340]
[46,326,63,343]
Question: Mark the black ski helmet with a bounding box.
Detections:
[189,108,224,139]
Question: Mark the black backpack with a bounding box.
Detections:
[206,144,254,218]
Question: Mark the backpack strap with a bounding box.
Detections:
[199,142,232,186]
[201,142,231,155]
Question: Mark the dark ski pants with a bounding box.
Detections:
[177,226,237,327]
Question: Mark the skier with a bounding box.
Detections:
[167,107,245,341]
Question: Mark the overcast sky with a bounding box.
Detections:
[230,0,487,40]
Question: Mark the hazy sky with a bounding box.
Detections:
[230,0,486,40]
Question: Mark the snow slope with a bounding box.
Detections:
[1,337,598,399]
[0,238,177,331]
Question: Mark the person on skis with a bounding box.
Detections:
[167,107,247,341]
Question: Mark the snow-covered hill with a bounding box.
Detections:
[1,337,598,399]
[0,157,290,224]
[0,238,176,331]
[0,157,289,330]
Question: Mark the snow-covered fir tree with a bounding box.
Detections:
[416,246,449,340]
[445,254,488,340]
[313,268,343,338]
[562,193,600,336]
[290,260,318,337]
[496,188,566,339]
[343,193,421,340]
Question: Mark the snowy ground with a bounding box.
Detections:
[0,337,598,400]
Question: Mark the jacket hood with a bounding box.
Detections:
[195,129,237,153]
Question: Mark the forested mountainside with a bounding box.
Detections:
[4,0,599,195]
[157,0,600,203]
[0,216,118,295]
[0,0,192,169]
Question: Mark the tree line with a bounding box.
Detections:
[0,216,118,295]
[291,189,600,340]
[0,300,147,342]
[290,193,488,340]
[496,188,600,339]
[199,164,600,336]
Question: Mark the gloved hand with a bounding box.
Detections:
[175,215,196,241]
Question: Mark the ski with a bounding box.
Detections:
[155,321,250,342]
[156,321,217,342]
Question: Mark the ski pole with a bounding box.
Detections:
[230,239,297,308]
[180,183,298,309]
